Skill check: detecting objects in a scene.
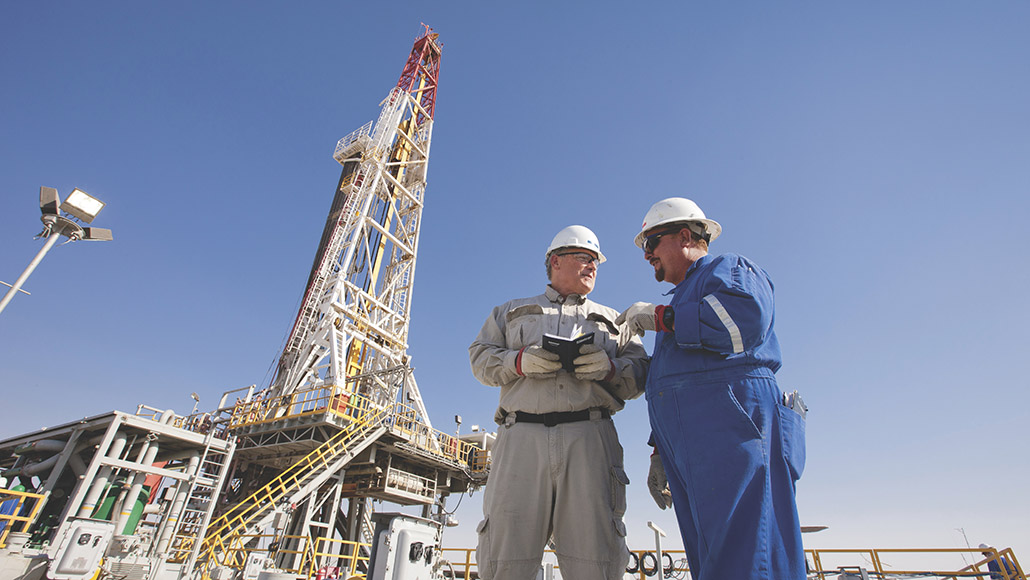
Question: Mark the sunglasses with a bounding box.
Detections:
[643,228,681,253]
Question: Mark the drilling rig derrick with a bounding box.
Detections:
[0,27,490,580]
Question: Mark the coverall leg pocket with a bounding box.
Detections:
[609,466,629,518]
[606,518,630,579]
[777,405,806,481]
[476,517,495,579]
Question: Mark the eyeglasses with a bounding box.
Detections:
[557,252,599,266]
[643,228,680,253]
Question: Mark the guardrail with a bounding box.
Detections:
[134,405,232,439]
[0,487,45,549]
[227,386,489,474]
[200,405,387,567]
[809,547,1025,580]
[203,532,371,578]
[438,547,1026,580]
[307,535,371,579]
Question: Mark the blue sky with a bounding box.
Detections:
[2,1,1028,568]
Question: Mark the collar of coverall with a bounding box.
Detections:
[662,253,713,297]
[545,284,587,305]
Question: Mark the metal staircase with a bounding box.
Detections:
[198,405,387,569]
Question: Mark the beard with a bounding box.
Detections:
[653,265,665,282]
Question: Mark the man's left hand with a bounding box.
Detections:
[573,344,615,381]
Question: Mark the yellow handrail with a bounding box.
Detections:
[227,385,490,474]
[199,400,386,566]
[307,535,372,578]
[437,547,1026,580]
[0,488,45,549]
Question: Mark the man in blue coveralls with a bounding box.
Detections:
[615,197,807,580]
[980,544,1019,580]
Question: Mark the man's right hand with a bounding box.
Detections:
[516,345,562,377]
[648,452,674,509]
[616,302,659,336]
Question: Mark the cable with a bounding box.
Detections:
[668,557,690,579]
[441,489,466,515]
[640,551,658,577]
[662,552,674,576]
[625,551,640,574]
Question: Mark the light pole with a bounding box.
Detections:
[0,187,113,316]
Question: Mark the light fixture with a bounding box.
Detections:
[40,187,61,216]
[82,227,114,241]
[0,186,114,316]
[60,188,106,224]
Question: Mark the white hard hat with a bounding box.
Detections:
[634,197,722,249]
[546,225,606,263]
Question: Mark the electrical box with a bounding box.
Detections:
[48,518,116,580]
[366,513,441,580]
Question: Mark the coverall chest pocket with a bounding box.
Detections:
[505,304,546,350]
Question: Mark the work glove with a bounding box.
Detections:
[572,344,615,382]
[516,345,562,378]
[648,452,673,509]
[616,302,673,337]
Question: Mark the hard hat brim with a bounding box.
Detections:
[634,218,722,249]
[547,244,607,263]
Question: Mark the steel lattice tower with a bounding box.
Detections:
[271,27,442,428]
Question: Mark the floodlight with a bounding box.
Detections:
[81,227,114,242]
[60,188,105,224]
[40,187,61,215]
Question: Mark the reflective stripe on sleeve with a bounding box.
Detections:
[703,294,744,354]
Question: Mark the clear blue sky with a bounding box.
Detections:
[2,1,1028,568]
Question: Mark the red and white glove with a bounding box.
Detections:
[572,344,616,382]
[616,302,674,337]
[515,345,562,377]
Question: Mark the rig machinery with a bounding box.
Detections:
[0,27,492,580]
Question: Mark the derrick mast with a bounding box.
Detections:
[271,27,441,427]
[191,27,481,577]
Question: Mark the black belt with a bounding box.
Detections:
[513,408,609,427]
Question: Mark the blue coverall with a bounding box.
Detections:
[988,556,1018,580]
[646,253,806,580]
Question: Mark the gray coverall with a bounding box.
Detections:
[469,285,649,580]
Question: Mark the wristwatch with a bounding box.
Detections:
[662,305,675,331]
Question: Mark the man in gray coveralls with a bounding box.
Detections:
[469,225,649,580]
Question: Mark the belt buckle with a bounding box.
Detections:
[543,412,558,427]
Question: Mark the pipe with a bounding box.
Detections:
[109,484,130,523]
[77,432,127,518]
[68,454,87,478]
[160,410,175,425]
[6,438,90,479]
[14,440,66,455]
[110,437,153,527]
[3,454,59,478]
[116,440,159,533]
[155,453,200,556]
